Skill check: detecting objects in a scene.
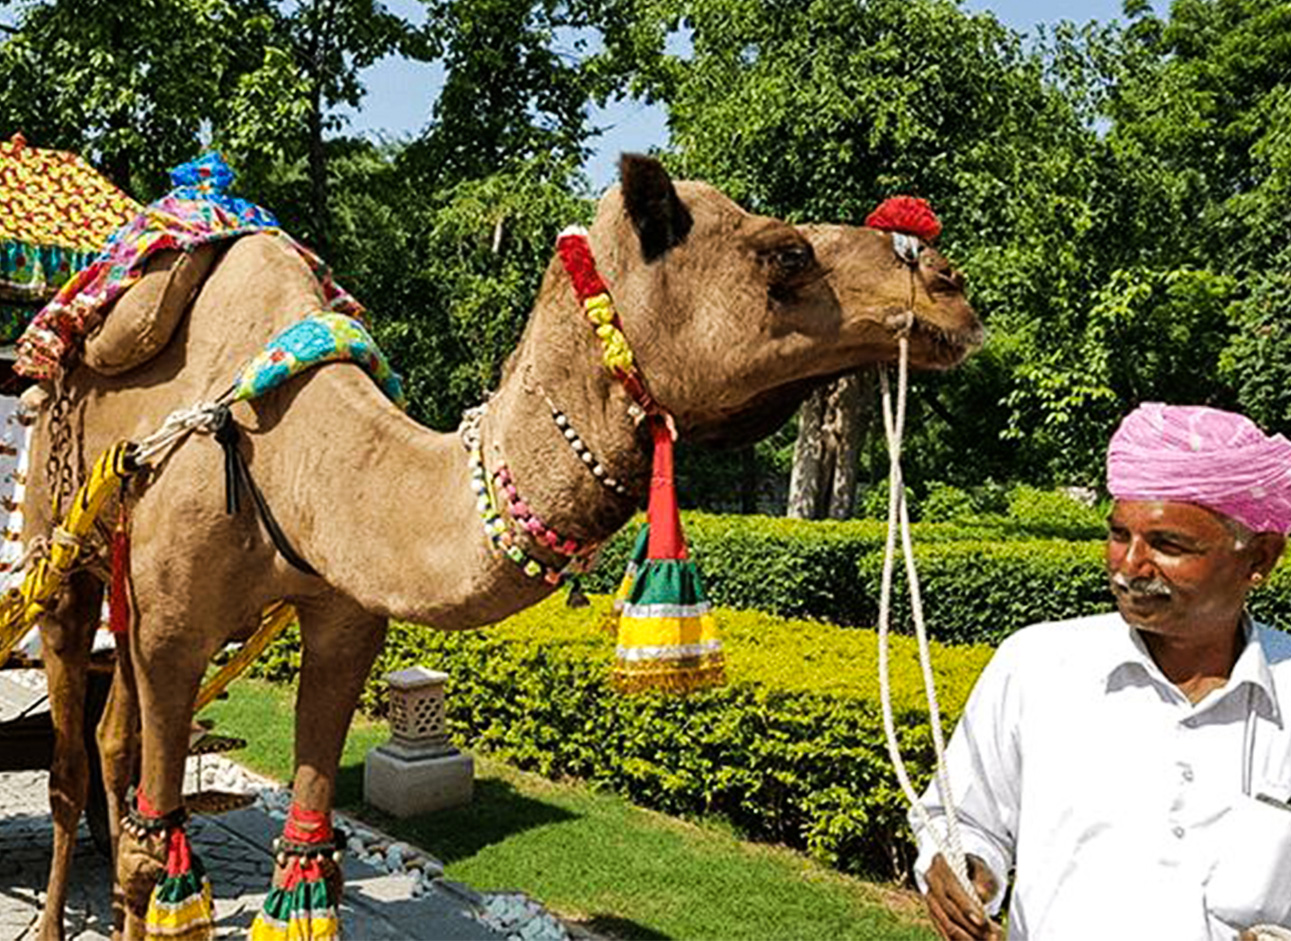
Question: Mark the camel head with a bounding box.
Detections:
[581,155,982,446]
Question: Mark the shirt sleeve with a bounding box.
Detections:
[910,632,1025,915]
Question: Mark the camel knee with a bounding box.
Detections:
[47,740,90,821]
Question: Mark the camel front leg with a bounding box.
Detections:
[97,635,140,937]
[117,606,216,941]
[37,572,103,941]
[252,596,386,935]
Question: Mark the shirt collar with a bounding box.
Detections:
[1105,612,1281,721]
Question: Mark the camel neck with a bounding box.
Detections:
[481,280,650,561]
[260,251,651,627]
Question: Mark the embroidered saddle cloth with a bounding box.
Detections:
[16,153,363,381]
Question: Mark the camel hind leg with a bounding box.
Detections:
[253,595,385,929]
[36,571,104,941]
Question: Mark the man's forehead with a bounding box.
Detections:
[1108,499,1234,536]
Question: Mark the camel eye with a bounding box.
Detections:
[776,244,814,274]
[757,241,816,281]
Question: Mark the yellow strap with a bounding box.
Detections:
[193,602,296,712]
[0,441,137,663]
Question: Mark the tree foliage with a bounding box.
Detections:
[7,0,1291,502]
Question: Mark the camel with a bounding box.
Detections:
[26,155,981,938]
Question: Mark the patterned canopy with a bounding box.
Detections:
[0,133,138,329]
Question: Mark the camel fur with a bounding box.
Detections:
[28,155,981,939]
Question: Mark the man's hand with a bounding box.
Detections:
[922,853,1002,941]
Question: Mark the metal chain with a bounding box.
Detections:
[44,383,77,520]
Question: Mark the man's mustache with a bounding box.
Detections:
[1110,572,1173,598]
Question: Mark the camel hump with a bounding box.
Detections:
[82,241,220,376]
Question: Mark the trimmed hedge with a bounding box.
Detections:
[249,596,993,880]
[586,514,1114,643]
[859,540,1110,646]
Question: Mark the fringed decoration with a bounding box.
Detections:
[250,804,340,941]
[612,418,725,693]
[109,497,131,634]
[137,790,214,941]
[602,524,650,633]
[864,196,942,241]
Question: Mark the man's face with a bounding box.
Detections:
[1106,500,1264,637]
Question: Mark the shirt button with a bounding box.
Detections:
[1173,826,1186,839]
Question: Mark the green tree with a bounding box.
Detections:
[351,155,595,430]
[218,0,430,253]
[0,0,273,196]
[616,0,1119,503]
[406,0,615,190]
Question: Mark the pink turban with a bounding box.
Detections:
[1107,403,1291,534]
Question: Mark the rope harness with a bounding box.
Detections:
[874,235,978,907]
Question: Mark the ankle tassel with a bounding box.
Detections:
[250,804,341,941]
[136,790,214,940]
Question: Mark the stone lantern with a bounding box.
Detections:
[364,666,474,818]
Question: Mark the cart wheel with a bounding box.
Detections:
[84,669,114,857]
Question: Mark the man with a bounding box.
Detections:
[915,403,1291,941]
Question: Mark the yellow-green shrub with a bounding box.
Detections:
[349,596,994,880]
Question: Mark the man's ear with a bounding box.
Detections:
[1250,532,1286,581]
[620,153,693,262]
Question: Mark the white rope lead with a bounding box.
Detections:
[132,396,232,467]
[876,333,976,900]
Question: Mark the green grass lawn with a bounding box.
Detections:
[202,679,935,941]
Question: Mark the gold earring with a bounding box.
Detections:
[1252,573,1265,586]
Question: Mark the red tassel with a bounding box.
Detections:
[109,501,131,634]
[865,196,942,241]
[556,230,608,299]
[645,416,685,561]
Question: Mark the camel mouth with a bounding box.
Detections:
[909,315,984,369]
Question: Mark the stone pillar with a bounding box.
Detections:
[364,667,474,818]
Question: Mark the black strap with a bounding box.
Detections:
[212,406,319,577]
[126,786,188,833]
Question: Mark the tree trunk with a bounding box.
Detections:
[304,0,333,257]
[787,370,873,519]
[306,87,329,257]
[739,446,757,513]
[786,387,827,518]
[825,371,868,520]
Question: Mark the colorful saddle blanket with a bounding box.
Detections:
[16,153,362,381]
[233,312,406,409]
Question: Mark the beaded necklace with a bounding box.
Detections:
[460,405,593,586]
[459,225,659,586]
[542,393,633,498]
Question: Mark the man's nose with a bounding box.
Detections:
[1118,535,1155,576]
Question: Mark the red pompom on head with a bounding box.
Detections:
[864,196,942,242]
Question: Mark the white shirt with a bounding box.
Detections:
[912,612,1291,940]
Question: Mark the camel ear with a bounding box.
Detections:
[620,154,692,262]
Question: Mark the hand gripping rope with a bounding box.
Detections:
[875,327,979,905]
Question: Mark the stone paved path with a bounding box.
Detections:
[0,672,572,941]
[0,768,503,940]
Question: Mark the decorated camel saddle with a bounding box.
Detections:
[16,152,370,383]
